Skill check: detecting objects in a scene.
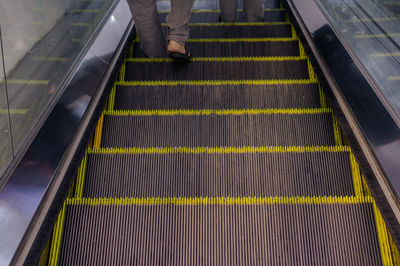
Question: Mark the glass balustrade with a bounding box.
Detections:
[0,0,116,179]
[317,0,400,120]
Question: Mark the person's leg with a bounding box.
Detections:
[127,0,167,57]
[219,0,237,22]
[166,0,195,47]
[243,0,264,22]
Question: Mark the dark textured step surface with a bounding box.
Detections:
[163,24,292,38]
[59,203,382,266]
[84,151,355,197]
[156,0,282,12]
[101,113,336,147]
[125,60,309,81]
[158,10,287,23]
[133,40,300,57]
[114,83,320,110]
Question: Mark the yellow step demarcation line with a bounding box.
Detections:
[75,151,88,198]
[389,233,400,265]
[0,109,29,115]
[158,8,286,13]
[65,196,374,206]
[373,200,395,265]
[318,83,328,108]
[388,76,400,81]
[162,22,290,26]
[115,79,318,86]
[48,202,66,266]
[88,146,351,154]
[332,113,343,146]
[93,112,104,148]
[350,152,363,197]
[128,41,135,58]
[38,237,51,266]
[125,56,308,62]
[114,79,319,86]
[186,37,297,42]
[107,84,117,111]
[104,108,331,116]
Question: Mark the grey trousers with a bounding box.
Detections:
[219,0,264,22]
[127,0,195,57]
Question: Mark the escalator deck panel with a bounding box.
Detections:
[101,113,336,147]
[58,203,382,266]
[114,83,321,110]
[133,40,300,57]
[83,151,356,198]
[125,60,310,81]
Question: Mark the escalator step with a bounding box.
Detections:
[114,83,321,110]
[100,112,336,147]
[58,202,382,266]
[133,40,300,57]
[125,59,310,81]
[158,10,287,23]
[163,23,292,38]
[157,0,282,11]
[83,149,355,197]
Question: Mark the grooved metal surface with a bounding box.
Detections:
[134,40,300,57]
[158,10,287,23]
[59,204,382,266]
[101,114,336,147]
[125,60,309,81]
[83,152,355,197]
[163,24,292,38]
[114,83,320,110]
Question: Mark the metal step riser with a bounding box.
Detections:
[125,60,309,81]
[133,41,300,57]
[83,152,355,197]
[114,83,320,110]
[101,114,336,147]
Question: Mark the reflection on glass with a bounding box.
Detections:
[0,0,114,169]
[0,28,13,178]
[317,0,400,120]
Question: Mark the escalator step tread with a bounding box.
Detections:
[158,10,287,23]
[157,0,282,11]
[83,151,355,197]
[59,203,382,266]
[133,40,300,57]
[101,113,336,147]
[125,60,310,81]
[114,83,321,110]
[162,24,292,38]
